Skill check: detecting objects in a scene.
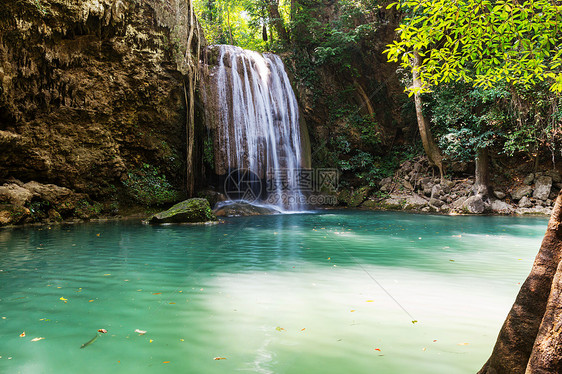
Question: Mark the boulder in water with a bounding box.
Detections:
[213,202,280,217]
[147,198,217,224]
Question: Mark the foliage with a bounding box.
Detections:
[385,0,562,93]
[430,83,507,160]
[194,0,292,51]
[202,134,215,167]
[123,163,182,206]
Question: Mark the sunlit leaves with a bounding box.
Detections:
[384,0,562,92]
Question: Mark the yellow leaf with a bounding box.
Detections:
[59,297,67,301]
[366,300,374,302]
[213,357,227,360]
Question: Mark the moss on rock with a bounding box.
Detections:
[147,198,217,224]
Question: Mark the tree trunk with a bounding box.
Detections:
[267,0,289,43]
[262,24,268,42]
[412,50,444,179]
[478,192,562,374]
[526,259,562,373]
[184,0,200,197]
[474,147,490,196]
[226,5,234,45]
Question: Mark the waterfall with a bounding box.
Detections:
[204,45,306,211]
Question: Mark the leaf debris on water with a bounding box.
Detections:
[31,337,45,342]
[214,357,227,360]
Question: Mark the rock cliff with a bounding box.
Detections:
[0,0,204,225]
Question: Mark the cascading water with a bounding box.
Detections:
[204,45,306,211]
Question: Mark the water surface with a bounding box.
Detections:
[0,211,547,373]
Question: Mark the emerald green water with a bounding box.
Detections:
[0,211,547,373]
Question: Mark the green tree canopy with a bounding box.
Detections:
[385,0,562,93]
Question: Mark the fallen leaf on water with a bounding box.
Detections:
[433,340,437,342]
[98,329,108,334]
[96,233,100,237]
[180,339,184,342]
[412,320,418,324]
[169,302,176,304]
[366,300,374,303]
[88,300,94,303]
[135,329,147,335]
[31,337,45,342]
[458,342,469,346]
[350,310,356,312]
[149,339,153,343]
[300,328,306,332]
[19,332,25,337]
[153,293,162,295]
[374,348,381,351]
[422,347,426,351]
[163,361,170,364]
[59,297,68,303]
[449,259,455,262]
[214,357,227,360]
[103,274,111,276]
[275,327,285,332]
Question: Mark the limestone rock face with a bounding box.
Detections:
[147,198,218,224]
[0,179,90,225]
[0,0,203,204]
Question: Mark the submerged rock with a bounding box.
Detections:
[213,202,280,217]
[147,198,217,224]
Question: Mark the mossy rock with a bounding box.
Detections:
[337,186,372,207]
[213,202,279,217]
[361,199,381,209]
[147,198,217,224]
